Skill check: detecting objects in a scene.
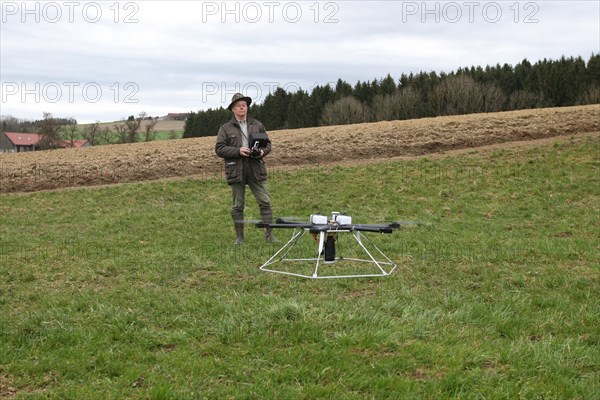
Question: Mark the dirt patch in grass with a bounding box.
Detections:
[0,369,17,397]
[1,105,598,194]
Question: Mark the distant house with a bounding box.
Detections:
[0,131,90,153]
[0,132,41,152]
[164,113,190,121]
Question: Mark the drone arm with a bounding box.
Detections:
[256,219,405,233]
[256,222,313,229]
[341,224,395,233]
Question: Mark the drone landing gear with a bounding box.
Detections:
[323,235,336,263]
[259,228,398,279]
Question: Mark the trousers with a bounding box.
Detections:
[230,179,272,215]
[230,159,272,216]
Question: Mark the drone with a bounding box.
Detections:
[256,213,404,233]
[251,212,420,279]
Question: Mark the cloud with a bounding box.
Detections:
[1,0,598,123]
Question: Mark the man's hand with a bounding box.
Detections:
[239,147,264,158]
[239,147,251,157]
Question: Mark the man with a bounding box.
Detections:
[215,93,278,245]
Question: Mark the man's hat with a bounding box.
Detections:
[228,93,252,110]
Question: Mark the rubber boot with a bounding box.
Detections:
[232,212,244,245]
[265,226,280,243]
[260,209,280,243]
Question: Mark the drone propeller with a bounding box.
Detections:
[390,220,430,228]
[234,219,263,225]
[235,216,304,223]
[258,221,314,229]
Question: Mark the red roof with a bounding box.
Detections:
[4,132,41,146]
[4,132,89,148]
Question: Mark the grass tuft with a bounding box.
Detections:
[1,135,598,398]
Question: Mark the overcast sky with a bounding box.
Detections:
[1,0,599,123]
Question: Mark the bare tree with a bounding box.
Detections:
[36,112,64,150]
[321,96,369,126]
[508,90,541,110]
[371,94,394,121]
[481,84,506,112]
[142,117,159,141]
[576,85,600,105]
[114,121,129,144]
[431,75,505,116]
[99,126,117,145]
[125,112,146,143]
[83,121,102,146]
[430,82,448,116]
[445,75,483,115]
[63,122,79,147]
[391,87,422,120]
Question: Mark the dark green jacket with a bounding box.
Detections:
[215,117,271,185]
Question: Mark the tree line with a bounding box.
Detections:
[183,54,600,138]
[1,112,169,148]
[79,112,167,146]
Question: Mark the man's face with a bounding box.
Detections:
[232,101,248,120]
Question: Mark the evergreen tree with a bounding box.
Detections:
[370,78,382,99]
[380,74,397,95]
[287,89,311,129]
[399,73,411,88]
[354,80,374,104]
[334,79,353,99]
[310,84,336,125]
[586,53,600,86]
[514,58,532,91]
[183,107,230,138]
[182,111,197,138]
[262,88,291,130]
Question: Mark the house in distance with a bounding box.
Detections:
[0,132,90,153]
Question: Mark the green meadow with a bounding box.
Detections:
[0,135,598,399]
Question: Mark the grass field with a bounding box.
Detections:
[71,121,184,143]
[0,134,598,399]
[85,120,185,141]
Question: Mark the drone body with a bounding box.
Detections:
[254,212,412,278]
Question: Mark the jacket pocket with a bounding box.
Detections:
[225,161,237,181]
[255,160,268,181]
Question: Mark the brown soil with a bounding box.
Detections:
[1,105,598,194]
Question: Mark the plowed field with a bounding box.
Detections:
[1,105,598,194]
